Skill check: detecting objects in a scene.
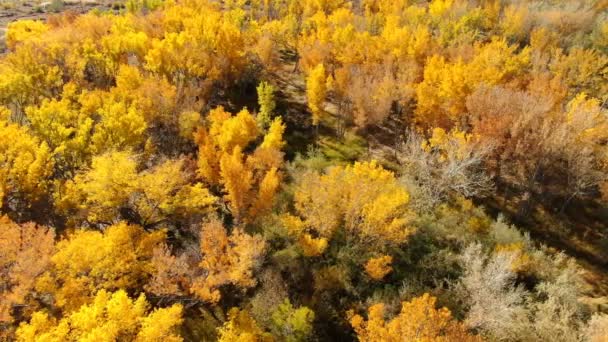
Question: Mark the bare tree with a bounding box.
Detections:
[398,129,494,211]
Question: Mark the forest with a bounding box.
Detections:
[1,0,608,340]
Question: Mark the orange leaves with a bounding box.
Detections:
[148,219,267,304]
[195,220,267,303]
[364,255,393,280]
[0,217,55,323]
[348,293,482,342]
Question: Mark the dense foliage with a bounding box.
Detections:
[1,0,608,340]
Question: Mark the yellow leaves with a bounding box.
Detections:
[257,81,276,129]
[306,63,327,125]
[25,92,93,168]
[196,106,258,184]
[416,38,530,128]
[90,99,147,154]
[282,214,328,257]
[292,161,413,249]
[136,304,184,342]
[100,14,150,65]
[192,220,267,303]
[416,55,468,127]
[57,151,137,222]
[16,290,183,342]
[270,300,316,342]
[364,255,393,280]
[381,18,432,61]
[39,222,165,311]
[57,151,215,225]
[260,118,286,150]
[144,4,247,84]
[348,293,482,342]
[6,20,48,50]
[220,146,255,221]
[501,5,530,41]
[468,38,530,86]
[565,93,608,144]
[550,48,608,102]
[196,107,284,223]
[429,0,454,18]
[178,111,202,139]
[218,109,260,153]
[217,308,273,342]
[0,118,54,204]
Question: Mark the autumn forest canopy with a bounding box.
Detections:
[1,0,608,340]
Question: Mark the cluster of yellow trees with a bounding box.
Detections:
[1,0,608,340]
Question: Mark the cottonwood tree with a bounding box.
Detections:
[16,290,183,342]
[195,107,285,224]
[56,151,216,227]
[348,293,482,342]
[0,110,54,209]
[286,161,413,255]
[36,222,165,311]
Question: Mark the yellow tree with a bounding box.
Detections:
[270,300,315,342]
[196,107,285,223]
[256,81,276,130]
[415,55,469,128]
[348,293,482,342]
[0,110,54,206]
[35,222,165,311]
[290,161,413,250]
[16,290,183,342]
[24,84,93,170]
[5,20,48,50]
[306,63,327,126]
[56,151,215,226]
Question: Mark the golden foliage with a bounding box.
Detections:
[16,289,183,342]
[196,107,284,223]
[0,114,54,205]
[292,161,413,249]
[364,255,393,280]
[36,222,165,311]
[348,293,482,342]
